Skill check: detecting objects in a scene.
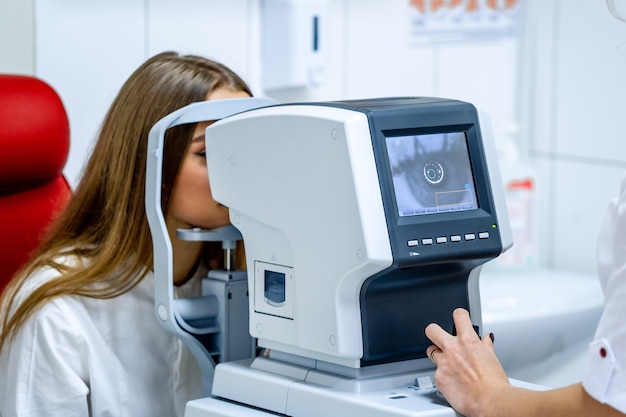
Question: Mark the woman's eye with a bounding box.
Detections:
[196,150,206,158]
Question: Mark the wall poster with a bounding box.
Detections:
[409,0,520,43]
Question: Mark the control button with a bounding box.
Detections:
[451,235,462,242]
[415,375,434,390]
[407,239,419,247]
[422,238,434,245]
[479,232,490,239]
[464,233,476,241]
[436,236,447,244]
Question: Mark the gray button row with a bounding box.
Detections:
[407,231,490,247]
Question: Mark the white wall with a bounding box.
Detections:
[520,0,626,275]
[34,0,258,187]
[0,0,35,74]
[33,0,520,190]
[24,0,626,275]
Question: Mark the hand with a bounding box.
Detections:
[425,308,511,417]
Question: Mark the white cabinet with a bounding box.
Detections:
[524,0,626,162]
[553,1,626,162]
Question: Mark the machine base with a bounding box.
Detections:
[185,357,544,417]
[185,397,279,417]
[186,357,459,417]
[186,388,456,417]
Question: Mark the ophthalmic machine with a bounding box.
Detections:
[147,97,514,417]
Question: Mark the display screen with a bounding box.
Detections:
[385,131,478,217]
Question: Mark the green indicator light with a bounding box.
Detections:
[492,224,497,229]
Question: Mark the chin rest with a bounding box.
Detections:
[0,74,71,292]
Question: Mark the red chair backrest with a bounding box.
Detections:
[0,74,72,293]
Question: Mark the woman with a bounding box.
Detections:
[0,51,251,417]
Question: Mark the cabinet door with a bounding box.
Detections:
[526,0,626,162]
[553,0,626,163]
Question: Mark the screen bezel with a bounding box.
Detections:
[384,129,479,219]
[379,123,495,228]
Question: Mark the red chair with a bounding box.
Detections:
[0,74,72,293]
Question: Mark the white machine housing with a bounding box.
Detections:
[205,97,512,370]
[145,97,276,395]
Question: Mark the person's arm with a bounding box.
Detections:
[425,308,625,417]
[492,383,624,417]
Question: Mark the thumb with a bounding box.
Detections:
[482,332,495,348]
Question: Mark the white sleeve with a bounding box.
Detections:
[582,173,626,414]
[0,297,91,417]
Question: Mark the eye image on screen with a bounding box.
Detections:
[385,132,478,217]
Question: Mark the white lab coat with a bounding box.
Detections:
[0,262,203,417]
[582,173,626,414]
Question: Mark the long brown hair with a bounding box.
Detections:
[0,52,252,351]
